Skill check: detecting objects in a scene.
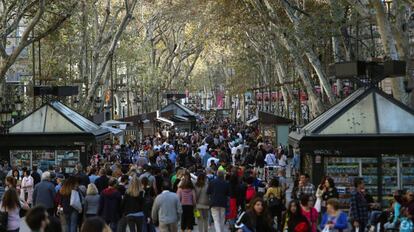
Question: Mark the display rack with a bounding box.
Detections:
[401,156,414,189]
[56,150,80,173]
[32,150,56,171]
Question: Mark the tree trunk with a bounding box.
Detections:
[372,0,408,104]
[80,0,138,115]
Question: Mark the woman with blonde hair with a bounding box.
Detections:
[84,184,100,218]
[119,177,145,232]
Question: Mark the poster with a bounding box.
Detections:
[10,150,31,168]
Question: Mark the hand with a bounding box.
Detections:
[353,221,359,228]
[328,223,334,229]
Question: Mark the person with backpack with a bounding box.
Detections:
[264,178,284,229]
[0,188,29,232]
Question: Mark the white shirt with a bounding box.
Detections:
[199,144,208,157]
[278,154,288,166]
[207,157,220,167]
[264,153,277,166]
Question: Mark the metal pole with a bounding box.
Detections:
[32,30,36,110]
[110,55,114,119]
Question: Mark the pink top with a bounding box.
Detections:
[301,207,318,232]
[177,188,196,206]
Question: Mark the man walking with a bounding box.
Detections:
[152,181,182,232]
[297,173,316,199]
[350,178,369,232]
[32,172,56,216]
[207,170,229,232]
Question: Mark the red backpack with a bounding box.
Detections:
[245,185,256,202]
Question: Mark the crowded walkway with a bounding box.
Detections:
[0,117,413,232]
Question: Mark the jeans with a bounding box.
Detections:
[211,207,226,232]
[64,211,78,232]
[197,208,209,232]
[117,215,144,232]
[158,223,178,232]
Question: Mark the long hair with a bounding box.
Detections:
[195,173,206,188]
[126,177,141,197]
[5,176,17,188]
[2,188,19,210]
[287,200,309,230]
[86,184,98,196]
[247,197,272,225]
[60,177,78,196]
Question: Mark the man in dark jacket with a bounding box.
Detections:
[74,164,90,187]
[31,166,41,186]
[32,172,56,216]
[207,170,229,232]
[350,178,369,232]
[98,178,122,232]
[95,168,109,193]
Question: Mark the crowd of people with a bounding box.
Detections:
[0,117,413,232]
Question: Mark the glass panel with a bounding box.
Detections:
[10,150,31,168]
[401,155,414,189]
[32,150,56,171]
[381,156,399,206]
[361,158,378,200]
[325,157,360,209]
[56,150,80,174]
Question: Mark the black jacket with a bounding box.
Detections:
[236,211,274,232]
[95,176,109,193]
[120,192,144,216]
[207,177,229,208]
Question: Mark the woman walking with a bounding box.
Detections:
[264,178,284,229]
[235,197,275,232]
[84,184,100,218]
[320,199,348,232]
[119,177,145,232]
[58,177,81,232]
[20,170,34,205]
[1,188,29,232]
[281,200,310,232]
[300,195,318,232]
[195,173,209,232]
[177,172,196,232]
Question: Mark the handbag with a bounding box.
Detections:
[194,209,201,218]
[70,190,82,213]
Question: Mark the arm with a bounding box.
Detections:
[32,186,37,205]
[334,212,348,230]
[320,213,328,230]
[177,188,182,202]
[349,193,359,222]
[151,197,159,223]
[192,190,196,206]
[176,197,182,222]
[393,203,401,224]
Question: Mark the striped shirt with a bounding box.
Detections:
[177,188,196,206]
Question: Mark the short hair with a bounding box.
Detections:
[41,171,51,181]
[354,177,364,188]
[217,170,225,178]
[327,198,340,211]
[86,184,99,195]
[162,181,171,191]
[81,217,108,232]
[300,194,311,206]
[26,206,48,231]
[99,168,107,176]
[108,178,117,187]
[301,173,310,179]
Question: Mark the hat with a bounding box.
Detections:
[169,145,174,149]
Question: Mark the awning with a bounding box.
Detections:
[156,117,174,126]
[246,116,258,126]
[101,126,123,135]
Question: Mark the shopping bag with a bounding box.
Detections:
[314,197,322,213]
[322,226,330,232]
[194,209,201,218]
[70,190,82,213]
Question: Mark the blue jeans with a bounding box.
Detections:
[64,211,78,232]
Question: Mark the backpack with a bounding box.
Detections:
[267,193,282,209]
[245,185,256,202]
